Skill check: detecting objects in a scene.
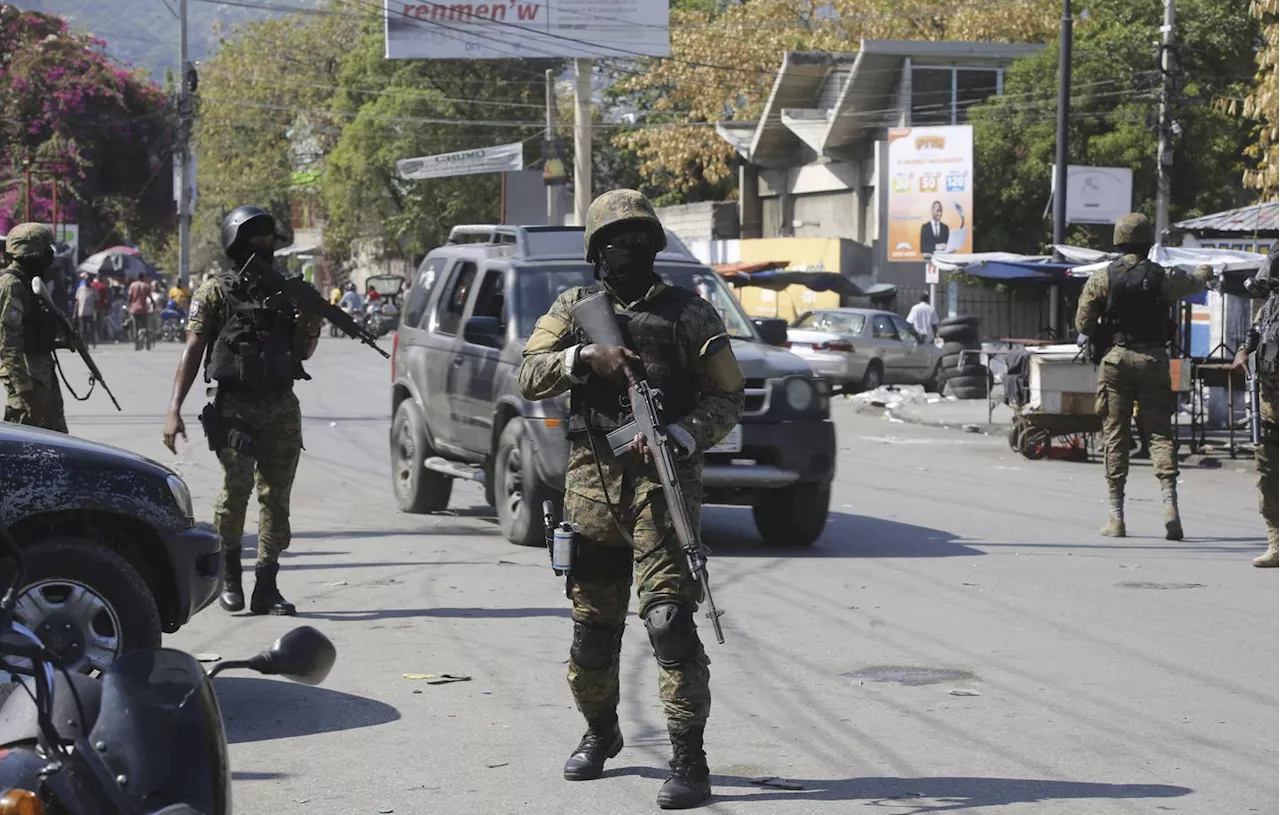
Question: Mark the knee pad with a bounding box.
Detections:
[570,621,622,671]
[643,602,704,669]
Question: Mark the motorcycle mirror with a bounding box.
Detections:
[248,626,336,685]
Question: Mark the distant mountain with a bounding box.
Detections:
[10,0,322,82]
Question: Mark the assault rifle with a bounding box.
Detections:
[1247,351,1261,445]
[569,291,726,644]
[30,276,121,411]
[237,255,389,359]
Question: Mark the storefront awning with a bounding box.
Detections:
[964,260,1076,282]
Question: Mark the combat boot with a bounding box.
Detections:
[1253,528,1279,568]
[1100,487,1126,537]
[656,725,711,810]
[1161,481,1183,541]
[249,563,296,616]
[563,714,623,781]
[218,547,245,612]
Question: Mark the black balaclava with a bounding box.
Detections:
[13,247,53,278]
[598,224,659,303]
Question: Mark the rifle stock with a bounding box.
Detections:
[238,256,390,359]
[30,276,121,411]
[567,291,726,644]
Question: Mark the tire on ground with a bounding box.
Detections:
[753,483,831,547]
[936,324,980,344]
[495,418,557,548]
[938,315,980,328]
[938,341,968,357]
[391,400,452,514]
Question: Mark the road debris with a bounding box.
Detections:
[948,688,983,697]
[486,762,509,769]
[324,580,348,587]
[751,777,805,791]
[403,673,473,685]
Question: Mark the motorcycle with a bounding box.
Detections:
[160,300,187,343]
[0,524,337,815]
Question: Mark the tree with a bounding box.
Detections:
[611,0,1057,201]
[0,7,173,254]
[1239,0,1277,198]
[968,0,1260,252]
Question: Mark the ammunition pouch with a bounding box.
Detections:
[569,539,633,581]
[198,401,256,455]
[1088,327,1113,365]
[198,402,222,452]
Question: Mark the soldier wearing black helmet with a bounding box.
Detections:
[1232,244,1278,567]
[161,206,323,615]
[518,190,745,809]
[1075,213,1211,540]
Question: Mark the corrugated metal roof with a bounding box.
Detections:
[1172,203,1278,235]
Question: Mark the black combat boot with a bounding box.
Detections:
[563,714,623,781]
[249,563,296,616]
[218,548,245,612]
[656,725,711,809]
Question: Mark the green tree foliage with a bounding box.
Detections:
[0,7,173,253]
[969,0,1260,252]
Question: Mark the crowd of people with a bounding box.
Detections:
[63,269,192,349]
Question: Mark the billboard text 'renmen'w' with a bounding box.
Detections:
[384,1,671,60]
[887,125,973,263]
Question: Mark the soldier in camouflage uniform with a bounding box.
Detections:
[1233,245,1278,567]
[0,224,67,433]
[518,189,745,810]
[1076,213,1210,540]
[162,206,322,616]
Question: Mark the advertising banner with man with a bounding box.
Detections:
[887,125,973,263]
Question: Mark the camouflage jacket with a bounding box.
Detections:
[518,279,745,500]
[0,267,56,395]
[1075,258,1211,345]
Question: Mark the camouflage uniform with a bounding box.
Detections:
[1075,214,1209,539]
[187,276,320,566]
[520,279,744,728]
[0,224,66,433]
[1246,253,1278,567]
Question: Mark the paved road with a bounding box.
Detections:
[62,337,1277,815]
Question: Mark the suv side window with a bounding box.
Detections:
[872,314,897,340]
[405,257,445,329]
[471,268,506,323]
[436,261,477,336]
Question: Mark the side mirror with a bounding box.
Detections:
[752,318,789,347]
[463,315,504,348]
[248,626,336,686]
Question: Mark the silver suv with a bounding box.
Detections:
[389,225,837,548]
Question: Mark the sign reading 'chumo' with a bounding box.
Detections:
[396,142,524,180]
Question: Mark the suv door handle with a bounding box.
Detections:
[452,356,465,367]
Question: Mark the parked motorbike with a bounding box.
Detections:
[0,524,337,815]
[160,300,187,343]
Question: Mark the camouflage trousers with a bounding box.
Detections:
[1257,374,1277,542]
[564,482,711,732]
[2,380,67,434]
[212,390,303,566]
[1096,345,1177,491]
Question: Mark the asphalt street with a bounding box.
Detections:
[60,336,1277,815]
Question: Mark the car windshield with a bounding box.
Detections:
[515,264,757,340]
[795,311,865,335]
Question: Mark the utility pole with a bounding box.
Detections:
[177,0,193,286]
[1155,0,1176,237]
[545,69,559,226]
[573,58,592,227]
[1051,0,1072,336]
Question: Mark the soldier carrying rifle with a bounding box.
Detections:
[1233,245,1279,568]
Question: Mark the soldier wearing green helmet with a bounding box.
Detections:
[0,223,67,433]
[1232,244,1278,567]
[1075,212,1211,540]
[518,189,745,809]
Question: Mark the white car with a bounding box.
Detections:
[787,307,942,393]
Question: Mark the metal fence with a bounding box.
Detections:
[880,284,1062,342]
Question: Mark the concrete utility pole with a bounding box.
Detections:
[573,58,592,227]
[1051,0,1072,336]
[545,68,559,227]
[1155,0,1176,237]
[177,0,193,285]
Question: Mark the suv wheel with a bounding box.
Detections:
[752,484,831,547]
[495,418,554,547]
[392,401,452,513]
[11,537,161,674]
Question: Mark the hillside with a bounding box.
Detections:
[10,0,322,82]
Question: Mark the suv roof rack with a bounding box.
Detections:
[444,224,697,262]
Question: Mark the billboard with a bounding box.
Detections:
[887,125,973,263]
[1051,165,1133,225]
[397,142,524,180]
[384,1,671,60]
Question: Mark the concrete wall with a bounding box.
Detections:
[654,201,740,244]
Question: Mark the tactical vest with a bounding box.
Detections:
[204,274,306,394]
[1,270,58,356]
[1106,258,1169,347]
[567,285,698,437]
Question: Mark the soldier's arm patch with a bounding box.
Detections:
[699,333,745,392]
[524,313,572,354]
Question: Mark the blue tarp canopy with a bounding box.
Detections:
[964,260,1077,282]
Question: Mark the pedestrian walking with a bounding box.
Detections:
[74,272,97,348]
[907,292,940,343]
[127,271,152,350]
[1074,213,1211,539]
[518,189,746,809]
